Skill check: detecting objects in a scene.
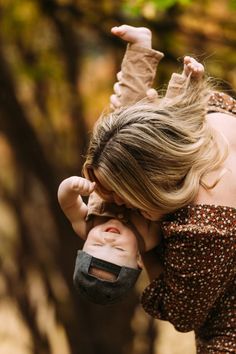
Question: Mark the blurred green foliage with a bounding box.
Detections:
[123,0,236,14]
[230,0,236,9]
[123,0,193,15]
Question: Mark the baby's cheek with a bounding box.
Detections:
[86,227,99,239]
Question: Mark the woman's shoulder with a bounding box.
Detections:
[195,150,236,208]
[198,112,236,208]
[207,111,236,150]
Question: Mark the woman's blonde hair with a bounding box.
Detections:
[83,77,228,215]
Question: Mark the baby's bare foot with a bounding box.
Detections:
[183,56,204,79]
[111,24,152,49]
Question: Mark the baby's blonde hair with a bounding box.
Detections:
[83,78,228,215]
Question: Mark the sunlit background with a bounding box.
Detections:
[0,1,235,353]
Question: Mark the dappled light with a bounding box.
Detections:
[0,0,235,353]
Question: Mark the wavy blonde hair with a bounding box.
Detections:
[83,78,228,215]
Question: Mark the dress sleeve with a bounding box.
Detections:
[141,218,235,332]
[208,91,236,116]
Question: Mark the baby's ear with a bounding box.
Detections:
[137,253,144,269]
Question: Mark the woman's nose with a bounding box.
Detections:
[113,194,125,206]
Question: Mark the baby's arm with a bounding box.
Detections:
[57,176,95,239]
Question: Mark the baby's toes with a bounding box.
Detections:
[184,56,192,65]
[192,63,204,77]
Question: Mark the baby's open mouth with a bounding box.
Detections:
[105,227,120,234]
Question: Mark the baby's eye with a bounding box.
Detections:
[115,247,125,251]
[93,243,102,247]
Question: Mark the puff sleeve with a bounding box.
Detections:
[141,205,236,333]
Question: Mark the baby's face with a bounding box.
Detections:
[83,217,142,269]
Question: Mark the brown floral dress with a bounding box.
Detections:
[141,94,236,354]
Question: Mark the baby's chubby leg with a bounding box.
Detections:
[111,24,152,49]
[183,56,204,79]
[110,24,158,107]
[165,56,205,99]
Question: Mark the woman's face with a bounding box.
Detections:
[92,170,129,205]
[93,169,162,221]
[83,217,142,269]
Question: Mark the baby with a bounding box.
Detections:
[58,176,160,304]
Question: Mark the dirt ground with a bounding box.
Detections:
[155,320,196,354]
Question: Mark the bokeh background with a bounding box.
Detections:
[0,1,235,353]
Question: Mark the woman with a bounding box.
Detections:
[83,26,236,354]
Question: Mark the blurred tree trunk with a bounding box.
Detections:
[0,40,142,354]
[0,1,235,353]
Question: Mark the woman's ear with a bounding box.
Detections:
[137,252,144,269]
